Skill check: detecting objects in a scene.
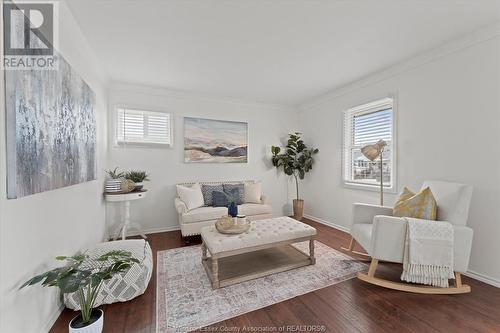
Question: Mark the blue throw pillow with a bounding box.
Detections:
[201,184,223,206]
[223,183,244,204]
[212,191,229,207]
[224,188,240,205]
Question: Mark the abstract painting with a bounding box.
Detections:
[4,53,97,198]
[184,117,248,163]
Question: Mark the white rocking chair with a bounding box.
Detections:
[344,180,473,294]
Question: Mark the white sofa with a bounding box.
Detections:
[175,181,273,237]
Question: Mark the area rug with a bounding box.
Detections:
[156,241,367,333]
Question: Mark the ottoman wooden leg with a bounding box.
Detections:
[201,243,208,261]
[211,257,220,289]
[309,238,316,265]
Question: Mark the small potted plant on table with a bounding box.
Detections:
[105,167,125,193]
[20,250,139,333]
[125,170,149,191]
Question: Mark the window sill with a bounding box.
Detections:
[114,142,173,149]
[343,181,397,194]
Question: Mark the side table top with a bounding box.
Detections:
[105,190,147,202]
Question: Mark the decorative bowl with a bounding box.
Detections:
[215,216,251,234]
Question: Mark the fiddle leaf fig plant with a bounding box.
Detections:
[20,250,140,326]
[271,132,319,200]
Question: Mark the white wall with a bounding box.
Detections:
[106,83,298,236]
[298,29,500,285]
[0,2,109,332]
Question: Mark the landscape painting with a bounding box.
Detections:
[4,54,97,199]
[184,117,248,163]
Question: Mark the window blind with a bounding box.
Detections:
[116,108,172,145]
[343,97,394,188]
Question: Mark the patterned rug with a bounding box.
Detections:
[156,241,367,333]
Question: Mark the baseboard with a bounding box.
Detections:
[126,224,181,237]
[464,270,500,288]
[42,303,64,333]
[303,214,350,233]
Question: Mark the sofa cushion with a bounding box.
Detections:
[176,183,204,211]
[244,182,262,204]
[201,184,223,206]
[212,190,229,207]
[182,203,272,224]
[239,203,272,216]
[223,183,244,204]
[183,206,228,224]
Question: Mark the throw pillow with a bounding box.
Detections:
[176,183,204,211]
[244,182,262,204]
[394,187,415,207]
[212,191,229,207]
[223,183,244,204]
[201,184,223,206]
[227,187,241,204]
[393,186,437,220]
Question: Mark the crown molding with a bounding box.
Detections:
[108,82,294,112]
[298,22,500,111]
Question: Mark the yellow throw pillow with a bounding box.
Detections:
[395,187,415,205]
[393,187,437,220]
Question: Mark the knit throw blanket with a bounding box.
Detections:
[401,217,455,288]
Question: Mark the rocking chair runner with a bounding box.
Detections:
[344,180,474,294]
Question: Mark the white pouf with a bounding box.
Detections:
[64,239,153,310]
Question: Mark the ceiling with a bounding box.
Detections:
[66,0,499,106]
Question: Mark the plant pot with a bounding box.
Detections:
[293,199,304,221]
[133,182,144,191]
[105,179,122,193]
[69,309,103,333]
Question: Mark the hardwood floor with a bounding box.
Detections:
[50,218,500,333]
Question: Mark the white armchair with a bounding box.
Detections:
[346,180,474,294]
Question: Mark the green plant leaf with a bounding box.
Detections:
[58,270,92,293]
[125,170,149,182]
[19,272,48,289]
[41,268,64,287]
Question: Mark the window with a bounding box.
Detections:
[343,97,395,190]
[116,107,172,146]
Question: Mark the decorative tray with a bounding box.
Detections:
[215,216,251,234]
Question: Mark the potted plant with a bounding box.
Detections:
[271,132,319,220]
[125,170,149,191]
[105,167,125,193]
[20,250,139,333]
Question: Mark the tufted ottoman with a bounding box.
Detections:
[63,239,153,310]
[200,216,316,288]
